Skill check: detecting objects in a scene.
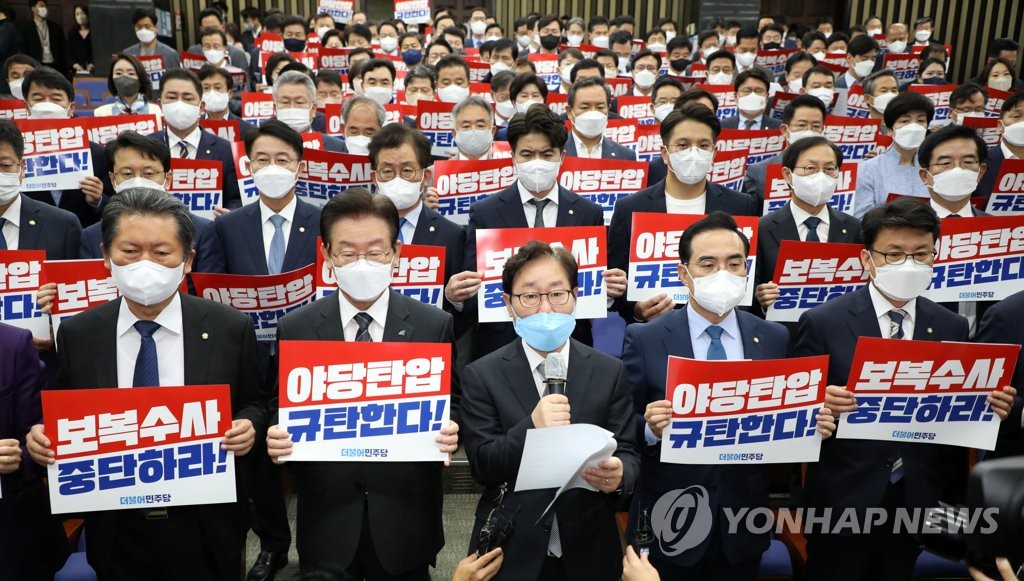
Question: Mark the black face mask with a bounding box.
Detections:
[670,57,689,71]
[762,42,782,51]
[113,75,141,97]
[283,38,306,52]
[540,34,561,50]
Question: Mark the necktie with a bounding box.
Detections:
[527,198,551,228]
[804,216,822,242]
[354,312,373,342]
[51,190,62,207]
[744,118,757,130]
[948,213,961,218]
[887,308,907,483]
[535,356,563,556]
[705,325,727,360]
[267,214,286,274]
[133,320,161,387]
[0,217,6,250]
[397,217,408,243]
[178,141,189,159]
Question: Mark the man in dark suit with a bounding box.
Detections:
[21,1,65,77]
[720,68,783,131]
[213,120,316,581]
[975,91,1023,200]
[273,70,349,154]
[460,240,641,580]
[623,212,796,579]
[27,188,267,580]
[20,67,112,227]
[0,323,69,580]
[443,104,627,361]
[198,64,258,142]
[975,289,1024,458]
[608,104,758,325]
[564,76,637,161]
[754,136,862,315]
[152,68,241,211]
[266,189,460,579]
[792,197,1016,581]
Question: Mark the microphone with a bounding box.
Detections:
[544,353,567,396]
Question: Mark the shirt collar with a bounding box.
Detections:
[521,336,571,374]
[789,199,830,226]
[167,126,202,151]
[116,292,184,338]
[686,301,741,343]
[929,196,971,218]
[1002,140,1019,160]
[259,195,297,224]
[0,193,22,227]
[403,200,424,230]
[571,131,602,156]
[517,181,560,206]
[867,278,917,323]
[337,287,391,333]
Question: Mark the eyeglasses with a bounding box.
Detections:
[928,160,981,172]
[331,250,393,265]
[376,166,422,181]
[795,164,840,177]
[114,169,164,181]
[869,249,937,265]
[511,289,574,308]
[689,258,747,275]
[737,86,768,96]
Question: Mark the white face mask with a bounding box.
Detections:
[592,35,609,48]
[0,172,21,204]
[380,36,398,53]
[110,260,184,307]
[204,49,226,64]
[707,71,732,85]
[29,101,69,119]
[567,34,583,47]
[688,268,747,316]
[136,28,157,44]
[789,170,838,207]
[665,31,676,42]
[495,100,515,119]
[668,146,713,184]
[515,99,543,115]
[852,59,875,78]
[893,123,927,150]
[252,165,297,199]
[345,135,371,155]
[335,258,393,302]
[365,86,392,105]
[470,21,488,36]
[871,260,932,302]
[914,30,931,42]
[490,62,512,76]
[277,107,312,133]
[634,70,658,89]
[517,35,532,48]
[162,100,201,131]
[36,6,48,18]
[437,84,469,103]
[990,77,1013,92]
[888,40,908,53]
[701,46,719,59]
[8,78,24,101]
[808,87,834,105]
[871,92,897,113]
[867,28,883,37]
[735,52,757,68]
[485,35,503,42]
[647,42,667,53]
[737,93,766,114]
[114,177,165,194]
[202,90,229,113]
[573,110,607,138]
[786,129,819,144]
[455,129,493,157]
[516,159,561,193]
[811,51,827,61]
[788,77,804,92]
[654,103,674,123]
[927,167,979,201]
[376,176,422,210]
[316,27,333,39]
[1003,120,1024,146]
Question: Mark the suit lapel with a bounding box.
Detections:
[564,136,577,157]
[648,184,668,214]
[555,186,579,226]
[912,301,939,340]
[736,313,765,360]
[196,131,215,159]
[181,295,214,385]
[501,340,542,416]
[282,200,315,272]
[770,204,799,246]
[497,186,529,228]
[314,295,346,341]
[17,197,43,250]
[826,207,855,242]
[382,292,414,341]
[242,203,269,275]
[847,287,882,339]
[661,309,696,359]
[94,300,120,387]
[566,341,594,420]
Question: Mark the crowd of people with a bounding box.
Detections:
[0,3,1023,581]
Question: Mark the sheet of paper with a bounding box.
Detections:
[514,423,614,492]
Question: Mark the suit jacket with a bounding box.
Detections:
[755,202,862,289]
[412,205,466,289]
[54,294,266,578]
[25,141,112,228]
[221,112,259,141]
[187,43,249,73]
[276,291,454,575]
[15,195,82,260]
[214,197,320,276]
[323,133,347,153]
[21,18,66,73]
[607,180,758,322]
[648,156,667,187]
[975,289,1024,458]
[720,113,783,130]
[464,183,604,359]
[976,143,1004,201]
[793,286,969,521]
[80,213,225,274]
[153,129,242,209]
[125,41,181,70]
[460,338,641,580]
[564,134,638,161]
[622,307,788,566]
[741,152,783,213]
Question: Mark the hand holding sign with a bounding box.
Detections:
[445,270,482,304]
[825,385,858,414]
[0,438,22,474]
[604,268,627,299]
[634,294,674,322]
[266,424,292,464]
[221,418,256,456]
[435,420,459,466]
[644,399,672,439]
[987,386,1017,421]
[26,424,53,466]
[755,281,780,310]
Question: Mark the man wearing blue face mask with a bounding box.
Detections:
[460,240,641,580]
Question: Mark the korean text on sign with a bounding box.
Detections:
[0,249,47,339]
[15,118,93,191]
[766,241,867,323]
[923,215,1024,302]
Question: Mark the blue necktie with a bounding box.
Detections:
[354,312,373,342]
[133,320,161,387]
[804,216,822,242]
[397,217,408,243]
[705,325,727,360]
[0,217,6,250]
[887,309,907,483]
[51,190,62,206]
[178,141,189,159]
[267,214,286,274]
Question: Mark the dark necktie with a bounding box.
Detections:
[354,312,373,342]
[706,325,727,360]
[804,216,822,242]
[527,198,551,228]
[178,141,189,159]
[0,217,7,250]
[744,118,756,130]
[948,213,961,218]
[887,308,907,483]
[398,217,408,243]
[133,320,161,387]
[267,214,286,274]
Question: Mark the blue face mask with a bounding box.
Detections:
[283,38,306,52]
[513,311,576,352]
[402,49,423,66]
[922,76,947,85]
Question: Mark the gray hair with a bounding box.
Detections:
[452,95,494,123]
[567,17,585,32]
[342,95,386,127]
[101,188,196,257]
[273,70,318,105]
[862,69,898,96]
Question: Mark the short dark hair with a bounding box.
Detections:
[759,24,785,42]
[848,34,879,57]
[861,196,940,249]
[0,119,24,158]
[588,16,609,33]
[199,26,227,46]
[507,104,567,153]
[491,38,518,59]
[407,65,436,90]
[109,53,153,101]
[101,188,196,256]
[537,15,562,32]
[609,30,633,48]
[244,119,304,161]
[660,101,722,142]
[782,94,827,124]
[883,91,935,129]
[676,87,719,112]
[1002,91,1024,115]
[159,67,203,98]
[22,66,73,101]
[667,36,691,54]
[281,15,309,35]
[802,65,836,86]
[368,122,430,171]
[315,69,344,91]
[442,25,467,41]
[198,7,223,23]
[802,31,827,49]
[949,83,988,109]
[706,49,736,67]
[916,57,945,79]
[733,67,772,92]
[736,27,760,45]
[785,51,816,73]
[131,8,157,27]
[570,59,603,83]
[490,70,514,92]
[988,38,1021,59]
[631,49,662,71]
[652,76,685,104]
[917,124,988,169]
[567,76,610,109]
[501,240,579,295]
[510,72,548,102]
[360,58,396,82]
[780,135,843,169]
[197,64,234,91]
[826,32,850,47]
[319,187,400,249]
[678,211,750,263]
[435,55,470,80]
[106,131,171,172]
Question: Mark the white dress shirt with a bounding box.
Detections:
[260,197,296,265]
[522,340,571,397]
[665,191,707,214]
[929,197,973,218]
[571,132,603,158]
[0,194,22,250]
[790,201,832,241]
[168,126,203,159]
[115,293,186,388]
[400,201,423,242]
[738,113,762,130]
[338,289,391,341]
[868,282,917,340]
[1001,140,1020,161]
[929,198,978,333]
[517,181,559,227]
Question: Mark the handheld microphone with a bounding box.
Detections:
[544,352,567,396]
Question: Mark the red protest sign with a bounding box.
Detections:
[765,241,866,322]
[433,157,515,225]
